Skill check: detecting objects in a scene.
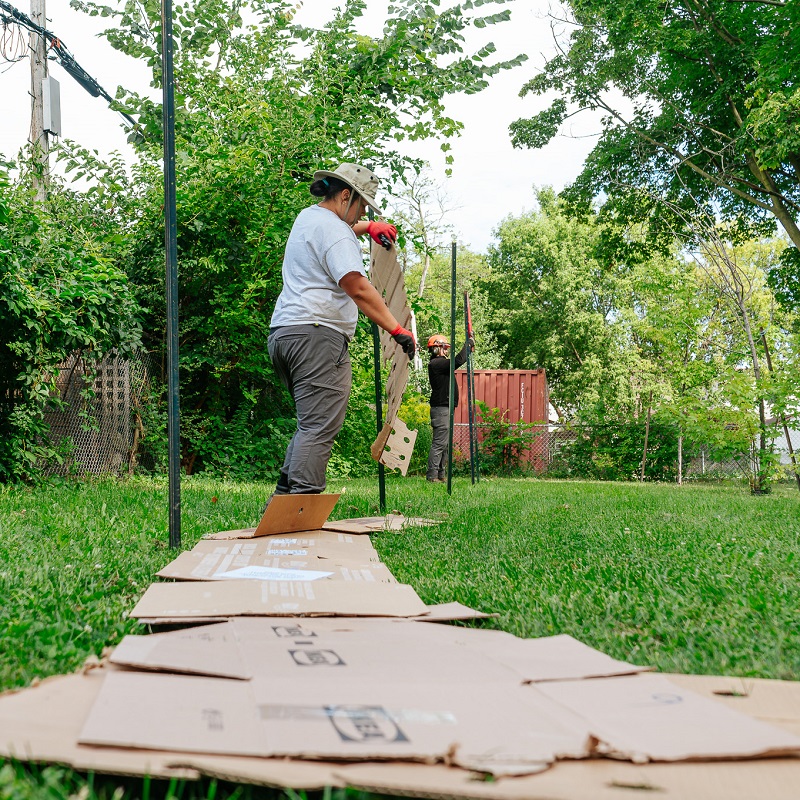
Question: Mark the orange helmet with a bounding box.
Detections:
[427,334,450,349]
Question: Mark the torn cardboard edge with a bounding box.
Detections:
[3,663,800,799]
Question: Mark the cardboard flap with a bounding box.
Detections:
[206,494,340,539]
[323,515,441,534]
[481,634,651,683]
[131,579,428,620]
[538,673,800,762]
[377,417,417,476]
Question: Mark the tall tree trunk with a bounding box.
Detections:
[738,300,768,492]
[677,432,683,486]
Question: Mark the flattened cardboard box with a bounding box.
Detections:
[0,669,342,790]
[537,673,800,762]
[206,493,340,539]
[157,550,395,584]
[191,533,380,562]
[4,667,800,798]
[79,671,589,775]
[110,617,527,683]
[131,579,427,620]
[323,514,440,534]
[111,618,649,685]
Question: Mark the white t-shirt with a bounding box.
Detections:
[270,204,366,339]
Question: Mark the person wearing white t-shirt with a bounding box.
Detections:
[268,163,416,496]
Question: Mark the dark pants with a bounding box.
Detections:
[268,325,351,494]
[427,405,449,480]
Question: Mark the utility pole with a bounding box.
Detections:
[29,0,49,201]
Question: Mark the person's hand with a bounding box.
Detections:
[468,337,475,350]
[367,221,398,250]
[390,325,416,359]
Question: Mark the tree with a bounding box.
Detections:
[483,188,645,416]
[60,0,527,475]
[0,161,141,481]
[510,0,800,300]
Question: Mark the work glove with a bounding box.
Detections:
[390,325,416,359]
[367,221,398,250]
[468,337,475,350]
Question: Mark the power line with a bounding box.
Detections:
[0,0,139,131]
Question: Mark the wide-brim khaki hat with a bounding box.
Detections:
[313,163,383,214]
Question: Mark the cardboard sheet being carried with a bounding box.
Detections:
[157,550,395,584]
[131,579,427,622]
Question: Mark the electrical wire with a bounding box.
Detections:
[0,0,140,132]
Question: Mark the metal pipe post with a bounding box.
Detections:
[464,293,476,484]
[447,239,457,495]
[368,210,386,512]
[161,0,180,548]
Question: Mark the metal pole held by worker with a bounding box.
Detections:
[369,209,387,512]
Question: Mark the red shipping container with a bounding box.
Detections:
[452,369,549,469]
[454,369,548,424]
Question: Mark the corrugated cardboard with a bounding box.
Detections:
[335,758,800,800]
[538,673,800,762]
[131,579,428,620]
[190,532,380,562]
[110,617,525,683]
[157,550,395,583]
[78,670,589,774]
[206,493,340,539]
[0,669,342,790]
[666,672,800,737]
[323,514,440,533]
[4,665,800,797]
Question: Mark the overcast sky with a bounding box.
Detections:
[1,0,599,252]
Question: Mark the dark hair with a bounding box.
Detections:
[310,176,359,202]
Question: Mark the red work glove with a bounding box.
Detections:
[390,325,416,359]
[367,221,398,250]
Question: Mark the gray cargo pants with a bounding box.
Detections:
[268,324,351,494]
[427,405,449,481]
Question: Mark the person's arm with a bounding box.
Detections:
[455,344,469,369]
[353,221,398,247]
[339,272,399,332]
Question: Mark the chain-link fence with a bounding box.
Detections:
[452,422,748,479]
[42,351,152,477]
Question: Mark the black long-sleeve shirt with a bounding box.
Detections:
[428,345,468,408]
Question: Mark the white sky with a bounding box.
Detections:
[0,0,600,252]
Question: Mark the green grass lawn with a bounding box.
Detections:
[1,475,799,798]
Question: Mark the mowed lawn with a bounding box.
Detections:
[1,475,798,693]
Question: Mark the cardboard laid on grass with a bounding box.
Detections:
[324,514,441,534]
[131,579,427,621]
[110,617,525,683]
[78,670,589,774]
[157,550,395,584]
[190,533,380,562]
[335,757,800,800]
[5,665,800,797]
[0,668,342,790]
[206,493,340,540]
[537,673,800,762]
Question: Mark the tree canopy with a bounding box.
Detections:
[510,0,800,307]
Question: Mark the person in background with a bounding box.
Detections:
[426,334,474,482]
[268,163,415,497]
